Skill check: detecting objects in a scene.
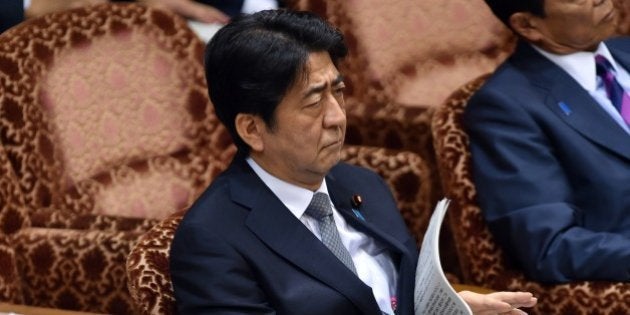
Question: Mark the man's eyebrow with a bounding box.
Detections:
[302,74,344,99]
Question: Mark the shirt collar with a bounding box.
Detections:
[246,157,329,219]
[531,42,616,92]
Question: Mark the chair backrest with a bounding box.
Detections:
[0,3,234,222]
[288,0,514,109]
[616,0,630,34]
[126,144,433,314]
[432,74,630,315]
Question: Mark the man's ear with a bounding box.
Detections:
[509,12,544,43]
[235,113,265,152]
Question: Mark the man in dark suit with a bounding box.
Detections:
[170,9,536,315]
[466,0,630,283]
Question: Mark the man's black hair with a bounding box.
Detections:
[484,0,546,28]
[204,9,347,154]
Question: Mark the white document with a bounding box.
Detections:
[414,199,472,315]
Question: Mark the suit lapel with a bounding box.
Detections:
[326,175,409,258]
[512,42,630,160]
[326,171,416,315]
[229,159,381,314]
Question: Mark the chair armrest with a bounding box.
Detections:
[0,233,23,304]
[30,209,159,233]
[11,227,144,313]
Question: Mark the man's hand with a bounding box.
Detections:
[26,0,107,18]
[458,291,538,315]
[137,0,229,24]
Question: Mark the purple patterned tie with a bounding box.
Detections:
[595,54,630,126]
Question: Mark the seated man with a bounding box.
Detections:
[170,9,536,314]
[465,0,630,282]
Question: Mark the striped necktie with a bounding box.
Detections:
[595,54,630,126]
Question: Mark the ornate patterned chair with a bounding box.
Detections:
[0,3,234,313]
[126,144,433,315]
[1,140,137,312]
[432,74,630,315]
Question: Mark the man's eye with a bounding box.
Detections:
[306,99,321,108]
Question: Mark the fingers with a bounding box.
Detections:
[171,0,230,24]
[70,0,107,9]
[459,291,514,314]
[26,0,106,18]
[487,291,538,308]
[138,0,230,24]
[458,290,538,315]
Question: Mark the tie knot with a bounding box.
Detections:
[595,54,615,76]
[305,192,333,220]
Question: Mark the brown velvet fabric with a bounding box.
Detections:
[432,74,630,315]
[127,145,433,315]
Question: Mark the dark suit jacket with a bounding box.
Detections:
[464,38,630,283]
[170,156,418,314]
[0,0,23,34]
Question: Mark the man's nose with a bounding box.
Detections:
[323,94,346,127]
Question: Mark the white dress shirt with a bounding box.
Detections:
[533,43,630,135]
[246,158,398,314]
[242,0,278,14]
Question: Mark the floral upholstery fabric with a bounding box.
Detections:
[0,2,234,221]
[432,74,630,315]
[12,228,143,314]
[127,210,183,315]
[0,143,30,235]
[0,234,22,304]
[0,145,145,311]
[127,145,433,315]
[616,0,630,35]
[0,3,235,313]
[289,0,514,108]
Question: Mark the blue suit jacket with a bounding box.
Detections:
[464,38,630,283]
[0,0,23,34]
[170,156,418,314]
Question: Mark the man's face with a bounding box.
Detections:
[524,0,618,53]
[251,51,346,190]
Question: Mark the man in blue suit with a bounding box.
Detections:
[466,0,630,283]
[170,9,536,315]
